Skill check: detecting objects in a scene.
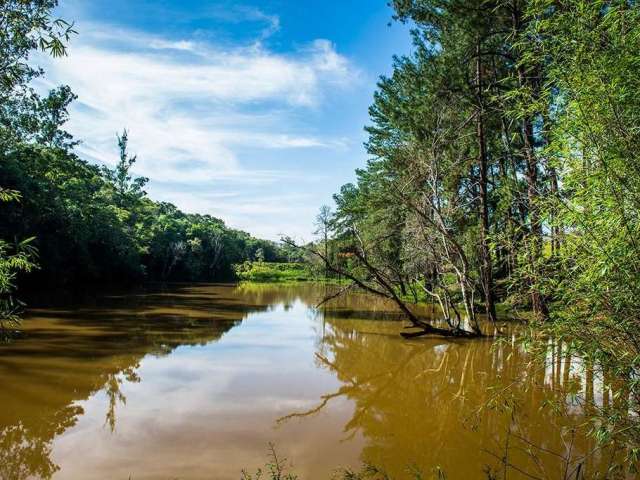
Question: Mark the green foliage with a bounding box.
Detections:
[0,140,291,286]
[0,195,37,338]
[2,0,640,466]
[525,0,640,451]
[234,262,314,283]
[101,129,148,210]
[241,444,297,480]
[0,0,76,91]
[0,188,21,203]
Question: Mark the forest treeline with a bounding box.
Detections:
[0,132,290,286]
[300,0,640,459]
[0,1,299,330]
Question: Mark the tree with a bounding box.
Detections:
[314,205,333,279]
[0,0,75,90]
[0,0,73,336]
[0,1,76,151]
[0,190,37,338]
[102,130,148,210]
[315,0,640,463]
[525,0,640,453]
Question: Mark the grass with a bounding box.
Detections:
[233,262,317,283]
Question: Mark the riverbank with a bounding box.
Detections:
[233,261,348,284]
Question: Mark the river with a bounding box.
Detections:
[0,283,609,479]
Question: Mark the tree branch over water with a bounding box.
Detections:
[282,238,480,338]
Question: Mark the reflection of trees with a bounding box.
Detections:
[0,400,82,480]
[0,283,297,480]
[0,424,59,480]
[234,282,327,309]
[285,311,609,479]
[104,366,140,433]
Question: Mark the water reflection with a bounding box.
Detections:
[0,284,625,479]
[304,315,599,478]
[0,284,272,479]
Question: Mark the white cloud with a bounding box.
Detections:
[148,188,321,241]
[147,39,197,51]
[190,4,282,41]
[35,24,358,185]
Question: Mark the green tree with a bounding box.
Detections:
[314,205,333,279]
[526,0,640,454]
[0,190,36,338]
[101,130,148,209]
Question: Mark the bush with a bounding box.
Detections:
[233,262,314,283]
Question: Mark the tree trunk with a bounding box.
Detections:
[476,38,497,323]
[549,164,560,255]
[324,228,328,280]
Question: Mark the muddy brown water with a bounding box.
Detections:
[0,283,610,479]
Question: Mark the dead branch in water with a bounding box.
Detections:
[283,238,481,338]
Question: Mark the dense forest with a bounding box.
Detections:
[298,0,640,464]
[0,0,295,326]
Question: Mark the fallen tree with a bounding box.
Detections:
[283,237,482,338]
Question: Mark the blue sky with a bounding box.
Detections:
[40,0,413,240]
